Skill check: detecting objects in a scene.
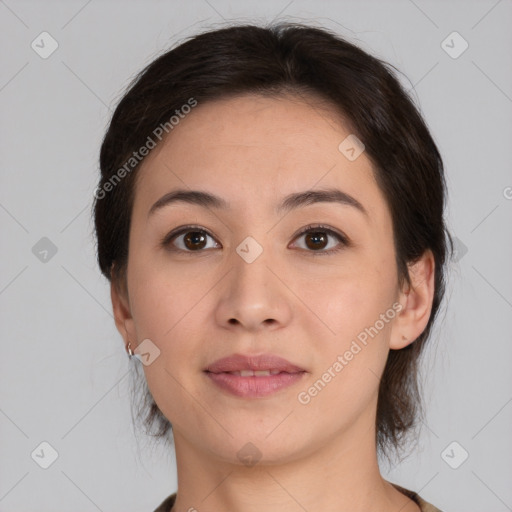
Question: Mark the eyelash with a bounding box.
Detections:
[161,224,349,256]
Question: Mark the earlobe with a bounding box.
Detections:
[390,250,435,350]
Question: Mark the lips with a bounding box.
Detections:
[205,353,305,374]
[204,353,306,398]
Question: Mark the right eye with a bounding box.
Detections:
[161,225,220,253]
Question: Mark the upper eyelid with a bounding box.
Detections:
[165,225,216,242]
[294,224,346,240]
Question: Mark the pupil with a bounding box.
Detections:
[306,232,327,250]
[185,231,206,250]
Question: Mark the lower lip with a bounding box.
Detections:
[205,371,306,398]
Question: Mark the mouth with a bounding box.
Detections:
[204,353,306,398]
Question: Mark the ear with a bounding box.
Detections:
[390,249,435,350]
[110,273,136,350]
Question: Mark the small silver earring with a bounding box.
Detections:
[127,342,134,358]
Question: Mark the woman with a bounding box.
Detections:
[93,22,452,512]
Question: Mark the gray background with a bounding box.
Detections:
[1,0,511,511]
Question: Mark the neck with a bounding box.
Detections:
[169,420,419,512]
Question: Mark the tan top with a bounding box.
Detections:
[153,483,443,511]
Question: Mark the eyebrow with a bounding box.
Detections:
[148,187,368,218]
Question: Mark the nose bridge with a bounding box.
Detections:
[230,233,275,300]
[214,232,291,330]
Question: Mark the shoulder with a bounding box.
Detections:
[392,483,445,512]
[153,492,176,512]
[154,488,444,512]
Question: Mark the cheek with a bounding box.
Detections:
[296,280,394,418]
[128,264,208,425]
[126,256,205,353]
[295,258,397,340]
[295,254,397,399]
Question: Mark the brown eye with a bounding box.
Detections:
[292,225,348,256]
[163,227,219,252]
[304,231,329,251]
[183,231,208,250]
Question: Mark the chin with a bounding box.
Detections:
[204,432,308,468]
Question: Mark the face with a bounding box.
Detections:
[115,93,409,465]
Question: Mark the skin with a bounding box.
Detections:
[111,93,435,512]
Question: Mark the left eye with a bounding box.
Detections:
[291,225,348,255]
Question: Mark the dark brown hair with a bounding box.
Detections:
[93,22,453,459]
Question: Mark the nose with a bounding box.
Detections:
[214,242,293,333]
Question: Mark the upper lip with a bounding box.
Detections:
[205,353,305,374]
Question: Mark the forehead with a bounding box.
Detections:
[133,93,386,221]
